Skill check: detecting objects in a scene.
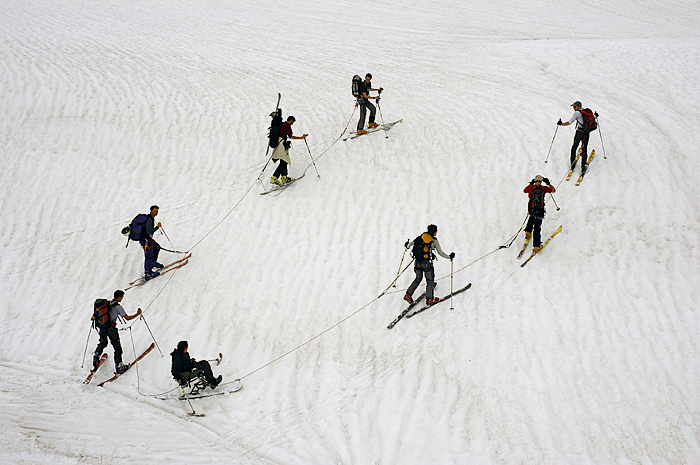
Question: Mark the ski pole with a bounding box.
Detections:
[81,323,93,368]
[376,90,389,139]
[180,385,200,416]
[140,313,163,356]
[449,259,454,310]
[392,244,409,288]
[305,139,320,178]
[378,258,414,298]
[596,113,607,159]
[159,246,188,254]
[549,192,560,211]
[544,126,558,163]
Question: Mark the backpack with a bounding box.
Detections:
[412,233,434,261]
[93,299,114,327]
[579,108,598,133]
[128,213,149,241]
[352,75,362,98]
[529,185,546,217]
[268,108,283,149]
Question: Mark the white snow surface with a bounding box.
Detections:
[1,0,700,464]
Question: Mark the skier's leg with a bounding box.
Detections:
[108,327,123,366]
[533,218,543,247]
[95,326,108,356]
[357,103,367,131]
[196,361,216,385]
[367,101,377,124]
[425,267,436,300]
[407,267,424,297]
[581,132,590,172]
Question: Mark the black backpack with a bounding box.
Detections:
[529,185,546,217]
[268,108,283,149]
[352,75,362,98]
[93,299,114,328]
[579,108,598,133]
[412,233,434,261]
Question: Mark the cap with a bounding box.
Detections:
[571,101,582,107]
[534,175,544,182]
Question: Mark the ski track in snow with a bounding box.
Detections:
[1,0,700,464]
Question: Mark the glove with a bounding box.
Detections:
[404,240,410,249]
[449,252,455,260]
[594,111,599,117]
[530,179,536,185]
[157,222,162,228]
[557,118,562,126]
[543,177,550,185]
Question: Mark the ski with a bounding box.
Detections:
[156,384,243,400]
[128,253,192,286]
[520,225,563,268]
[83,353,108,385]
[406,283,472,318]
[343,119,403,141]
[125,260,190,290]
[387,290,427,329]
[260,173,306,195]
[516,236,531,259]
[566,148,583,181]
[575,149,596,186]
[97,343,155,387]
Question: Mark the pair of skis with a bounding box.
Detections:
[387,283,472,329]
[125,253,192,290]
[519,225,563,267]
[565,149,596,184]
[83,343,155,386]
[343,119,403,141]
[260,173,306,195]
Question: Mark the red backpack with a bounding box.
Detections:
[580,108,598,133]
[93,299,114,327]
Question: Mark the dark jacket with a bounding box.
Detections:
[171,349,196,378]
[144,214,159,240]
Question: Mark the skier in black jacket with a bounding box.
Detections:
[170,340,222,387]
[140,205,163,280]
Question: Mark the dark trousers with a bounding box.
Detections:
[407,261,435,299]
[570,130,590,168]
[273,160,288,177]
[525,215,544,247]
[95,325,123,366]
[141,239,161,273]
[179,361,216,385]
[357,101,376,131]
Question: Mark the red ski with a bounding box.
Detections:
[83,353,108,384]
[125,259,190,290]
[97,343,155,387]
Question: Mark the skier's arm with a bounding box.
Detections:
[560,111,579,127]
[122,308,142,321]
[432,238,451,260]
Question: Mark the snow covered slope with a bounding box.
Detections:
[1,0,700,464]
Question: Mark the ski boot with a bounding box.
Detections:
[145,271,160,281]
[357,129,368,135]
[211,375,223,388]
[368,122,379,129]
[270,176,282,186]
[115,363,130,375]
[533,245,542,253]
[92,353,101,371]
[280,175,294,184]
[153,262,164,269]
[426,297,440,306]
[404,293,414,304]
[525,231,532,240]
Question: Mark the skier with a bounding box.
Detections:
[557,101,589,176]
[270,116,308,186]
[355,73,382,135]
[140,205,163,280]
[523,175,556,252]
[92,290,142,374]
[404,224,455,306]
[171,340,222,388]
